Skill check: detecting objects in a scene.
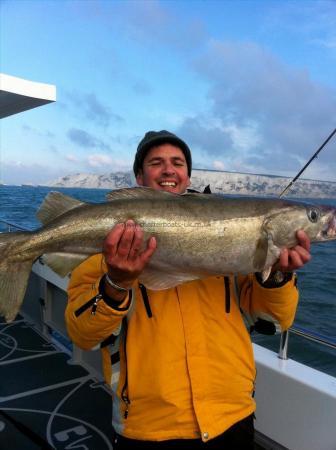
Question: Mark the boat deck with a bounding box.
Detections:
[0,313,270,450]
[0,314,114,449]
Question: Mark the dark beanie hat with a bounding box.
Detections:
[133,130,192,177]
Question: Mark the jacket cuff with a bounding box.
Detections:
[98,276,132,311]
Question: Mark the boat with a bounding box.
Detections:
[0,74,335,450]
[0,73,56,119]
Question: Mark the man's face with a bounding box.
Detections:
[136,144,191,194]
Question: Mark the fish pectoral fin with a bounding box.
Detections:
[37,192,86,225]
[260,266,272,282]
[139,267,200,290]
[0,260,32,322]
[41,253,91,277]
[254,230,281,277]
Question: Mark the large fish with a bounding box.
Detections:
[1,187,335,322]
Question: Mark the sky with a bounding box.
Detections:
[1,0,336,185]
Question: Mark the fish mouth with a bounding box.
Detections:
[320,212,336,240]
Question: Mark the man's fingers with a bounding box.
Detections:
[296,230,311,252]
[292,245,311,263]
[276,231,312,272]
[128,225,144,260]
[279,248,289,270]
[140,236,157,263]
[287,250,303,270]
[284,247,311,271]
[103,223,125,258]
[117,220,136,257]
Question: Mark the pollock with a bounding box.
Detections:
[1,187,335,321]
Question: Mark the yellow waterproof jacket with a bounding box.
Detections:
[66,254,298,442]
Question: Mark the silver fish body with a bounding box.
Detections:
[0,187,335,322]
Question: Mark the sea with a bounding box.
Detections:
[0,185,335,377]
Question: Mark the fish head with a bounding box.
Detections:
[264,201,336,248]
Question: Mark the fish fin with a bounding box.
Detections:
[106,187,175,201]
[37,192,86,225]
[139,267,200,290]
[41,253,91,277]
[0,260,33,322]
[186,185,212,194]
[261,266,272,283]
[254,229,281,276]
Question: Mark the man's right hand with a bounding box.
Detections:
[102,220,156,300]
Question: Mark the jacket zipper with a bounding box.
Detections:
[74,294,102,317]
[121,391,130,419]
[224,276,231,313]
[75,291,130,416]
[120,316,130,418]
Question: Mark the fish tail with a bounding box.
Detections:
[0,231,33,322]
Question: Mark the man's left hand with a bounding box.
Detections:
[278,230,311,272]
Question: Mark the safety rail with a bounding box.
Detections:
[1,218,336,361]
[0,218,31,231]
[279,325,336,360]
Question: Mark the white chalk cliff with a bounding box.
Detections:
[47,169,336,198]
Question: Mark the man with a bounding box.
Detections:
[66,130,311,449]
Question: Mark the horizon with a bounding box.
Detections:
[1,0,335,185]
[2,166,336,188]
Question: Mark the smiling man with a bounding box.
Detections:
[66,130,311,450]
[134,131,192,194]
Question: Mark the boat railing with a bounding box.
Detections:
[279,325,336,359]
[0,218,31,232]
[1,219,335,361]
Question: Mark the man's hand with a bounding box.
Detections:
[278,230,311,272]
[103,220,157,290]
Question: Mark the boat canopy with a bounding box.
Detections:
[0,73,56,119]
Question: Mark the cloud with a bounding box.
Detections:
[123,0,208,53]
[188,39,336,177]
[48,145,59,154]
[67,128,97,147]
[1,160,64,185]
[22,124,55,138]
[87,153,113,168]
[66,91,124,127]
[85,153,132,172]
[133,79,153,96]
[266,1,336,53]
[213,160,226,171]
[65,154,79,162]
[67,128,111,151]
[177,117,233,156]
[84,93,124,126]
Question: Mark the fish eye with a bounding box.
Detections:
[307,207,320,223]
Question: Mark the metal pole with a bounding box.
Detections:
[279,330,289,360]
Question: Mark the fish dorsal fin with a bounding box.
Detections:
[106,187,175,201]
[37,192,86,225]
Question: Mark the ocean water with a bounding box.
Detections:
[0,185,335,376]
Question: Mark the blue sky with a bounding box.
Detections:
[1,0,336,185]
